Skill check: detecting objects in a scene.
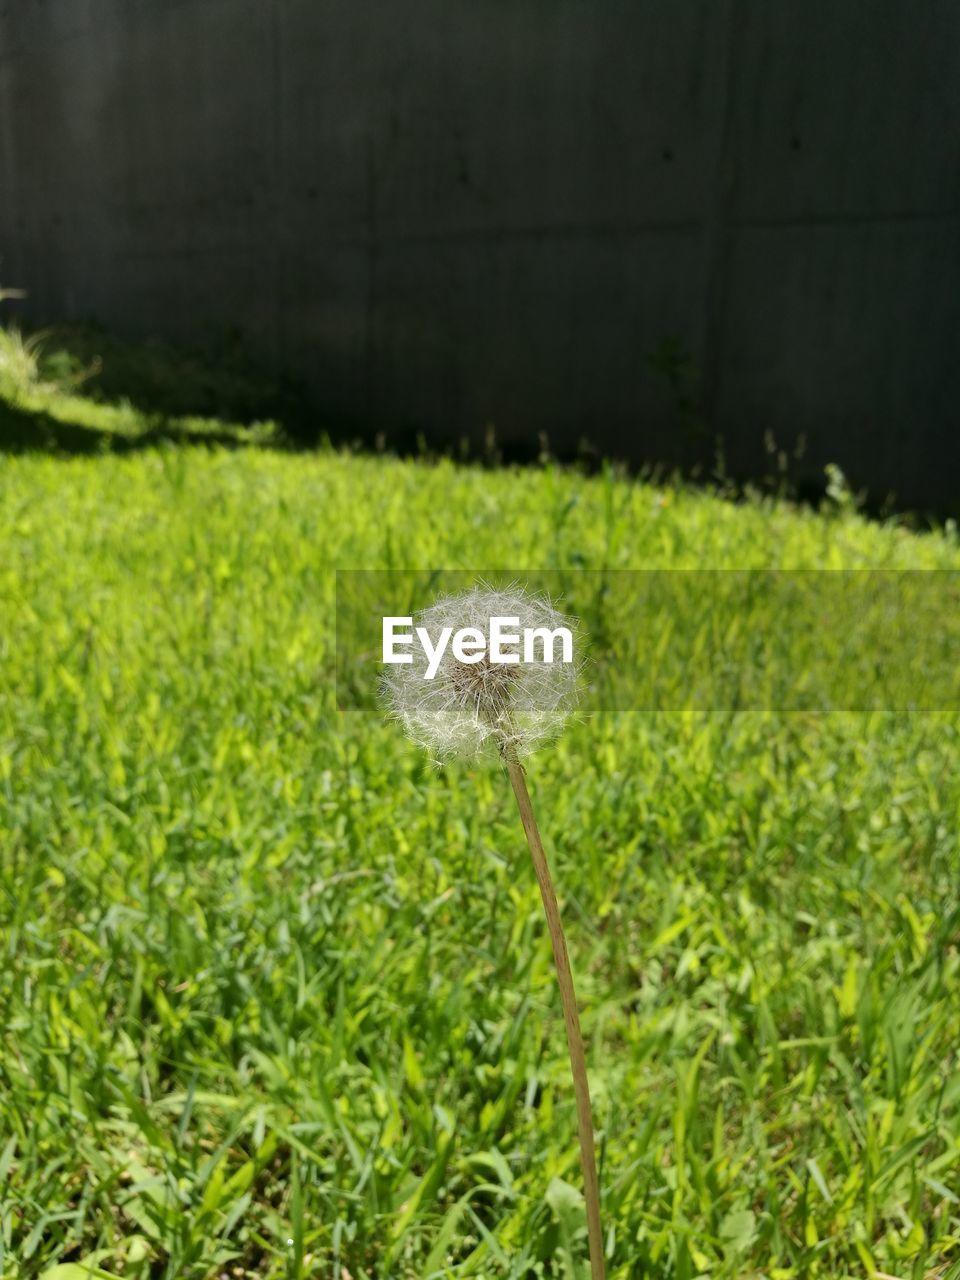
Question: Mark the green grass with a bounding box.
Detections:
[1,347,960,1279]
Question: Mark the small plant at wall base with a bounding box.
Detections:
[383,585,606,1279]
[0,326,47,402]
[0,322,101,404]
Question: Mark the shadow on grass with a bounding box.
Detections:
[46,325,312,428]
[0,398,270,456]
[0,322,602,465]
[0,321,321,456]
[2,321,931,523]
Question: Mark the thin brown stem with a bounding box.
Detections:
[505,752,605,1280]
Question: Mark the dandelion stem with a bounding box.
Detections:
[505,751,605,1280]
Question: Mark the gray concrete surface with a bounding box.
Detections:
[1,0,958,510]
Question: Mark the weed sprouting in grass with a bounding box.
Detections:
[384,585,605,1277]
[383,586,580,762]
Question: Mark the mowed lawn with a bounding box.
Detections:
[1,442,959,1279]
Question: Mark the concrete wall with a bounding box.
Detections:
[1,1,958,511]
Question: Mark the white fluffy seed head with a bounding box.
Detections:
[382,585,581,762]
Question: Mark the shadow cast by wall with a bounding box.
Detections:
[0,398,267,456]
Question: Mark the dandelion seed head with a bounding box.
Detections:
[382,584,581,761]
